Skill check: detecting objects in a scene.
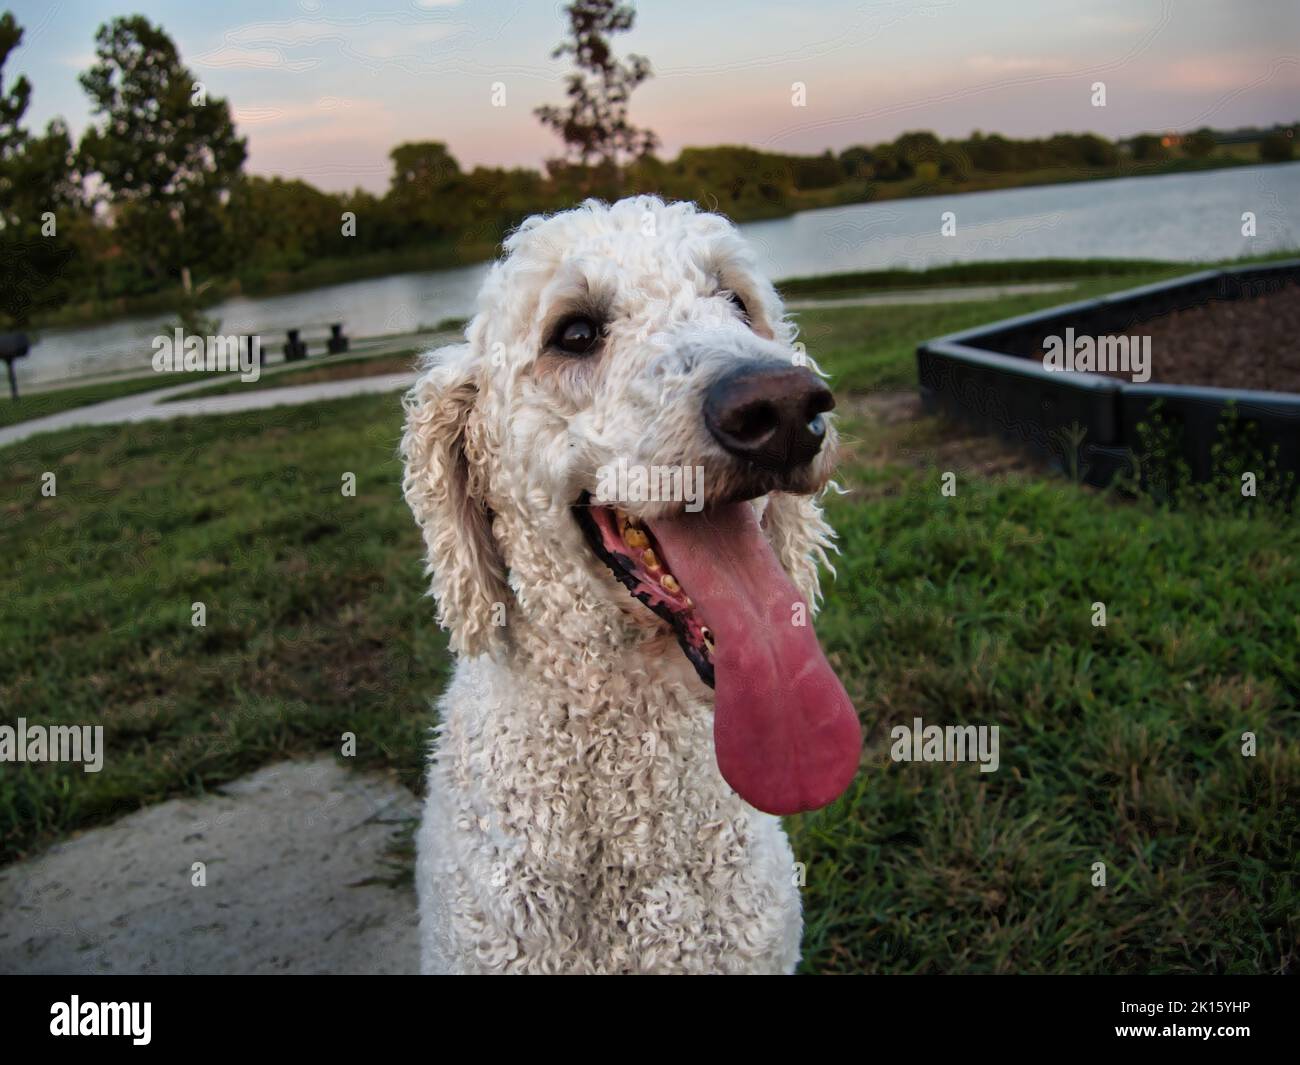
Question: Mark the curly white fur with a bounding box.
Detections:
[401,197,840,974]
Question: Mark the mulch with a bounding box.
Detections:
[1090,282,1300,392]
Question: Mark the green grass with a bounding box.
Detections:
[776,257,1184,298]
[1,274,1296,973]
[0,372,224,430]
[787,411,1298,974]
[0,394,449,861]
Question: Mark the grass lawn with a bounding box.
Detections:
[775,257,1190,298]
[789,402,1298,974]
[2,283,1296,974]
[0,393,451,858]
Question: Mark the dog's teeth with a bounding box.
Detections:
[702,627,715,654]
[642,549,659,570]
[623,527,649,548]
[662,574,680,593]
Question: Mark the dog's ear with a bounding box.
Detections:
[762,491,837,616]
[401,343,510,656]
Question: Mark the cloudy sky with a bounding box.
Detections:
[7,0,1299,192]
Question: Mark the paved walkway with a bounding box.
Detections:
[0,757,421,975]
[0,371,420,450]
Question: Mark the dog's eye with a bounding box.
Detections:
[549,315,602,356]
[725,291,751,323]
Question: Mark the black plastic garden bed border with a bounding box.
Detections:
[915,259,1300,489]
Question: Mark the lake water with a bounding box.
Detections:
[18,162,1300,388]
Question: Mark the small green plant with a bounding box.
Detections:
[1049,421,1091,484]
[1205,401,1296,511]
[166,284,220,340]
[1125,400,1295,513]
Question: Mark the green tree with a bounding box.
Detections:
[837,145,873,179]
[385,141,463,239]
[1183,128,1216,159]
[1129,133,1170,162]
[1069,133,1118,167]
[869,142,908,180]
[535,0,658,195]
[792,150,844,190]
[0,10,28,158]
[963,132,1016,172]
[226,176,344,277]
[1259,130,1294,163]
[78,15,246,310]
[893,131,943,171]
[0,12,80,331]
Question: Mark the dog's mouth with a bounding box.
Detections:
[574,491,862,815]
[576,495,717,687]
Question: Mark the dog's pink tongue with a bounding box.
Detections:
[648,502,861,815]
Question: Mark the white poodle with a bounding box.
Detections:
[400,196,862,974]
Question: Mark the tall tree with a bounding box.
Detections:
[0,12,79,332]
[0,11,30,159]
[535,0,657,193]
[78,16,246,303]
[386,141,464,239]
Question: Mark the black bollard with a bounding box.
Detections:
[327,323,349,355]
[0,332,31,400]
[283,328,307,361]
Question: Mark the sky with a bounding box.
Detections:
[7,0,1299,193]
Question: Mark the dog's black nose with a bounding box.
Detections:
[704,363,834,473]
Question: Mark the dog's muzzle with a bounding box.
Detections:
[704,361,834,474]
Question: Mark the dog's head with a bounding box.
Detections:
[402,196,860,814]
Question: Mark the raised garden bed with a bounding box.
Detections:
[916,260,1300,492]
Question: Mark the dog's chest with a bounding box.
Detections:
[420,668,803,973]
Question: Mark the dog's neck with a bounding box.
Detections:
[447,510,743,854]
[506,601,704,708]
[491,504,701,687]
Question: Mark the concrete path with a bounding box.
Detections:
[0,369,420,451]
[0,757,421,975]
[126,371,419,423]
